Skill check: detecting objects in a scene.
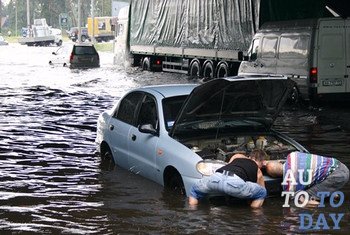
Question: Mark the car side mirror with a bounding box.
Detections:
[52,52,57,55]
[138,124,158,136]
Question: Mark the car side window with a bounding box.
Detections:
[261,37,278,58]
[137,95,158,130]
[279,35,310,59]
[115,92,143,125]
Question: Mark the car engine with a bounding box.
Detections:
[185,135,297,162]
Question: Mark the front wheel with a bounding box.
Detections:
[166,173,186,196]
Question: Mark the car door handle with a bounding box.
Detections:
[260,63,264,68]
[109,124,114,131]
[131,134,137,141]
[253,63,259,67]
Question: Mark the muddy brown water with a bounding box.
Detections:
[0,44,349,234]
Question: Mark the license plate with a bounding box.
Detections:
[322,80,343,86]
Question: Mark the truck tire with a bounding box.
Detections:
[203,60,215,81]
[289,86,300,104]
[56,40,62,46]
[189,60,201,78]
[216,62,229,78]
[142,57,151,71]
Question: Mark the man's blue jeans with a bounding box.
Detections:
[190,172,267,200]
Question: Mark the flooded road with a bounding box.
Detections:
[0,44,349,234]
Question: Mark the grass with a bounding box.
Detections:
[94,42,113,52]
[2,35,114,52]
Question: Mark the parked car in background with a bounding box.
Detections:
[49,43,100,69]
[67,27,90,42]
[95,76,308,198]
[0,35,9,46]
[239,18,350,102]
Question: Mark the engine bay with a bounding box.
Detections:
[185,134,297,162]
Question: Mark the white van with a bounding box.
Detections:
[238,18,350,101]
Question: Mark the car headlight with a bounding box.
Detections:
[196,160,226,176]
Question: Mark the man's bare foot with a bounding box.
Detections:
[299,195,320,207]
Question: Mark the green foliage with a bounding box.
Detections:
[94,42,113,52]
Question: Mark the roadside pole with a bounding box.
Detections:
[27,0,30,37]
[0,0,2,34]
[78,0,81,42]
[91,0,95,44]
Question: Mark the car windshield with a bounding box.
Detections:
[162,95,188,131]
[74,46,97,55]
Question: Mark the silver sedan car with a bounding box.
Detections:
[95,76,307,197]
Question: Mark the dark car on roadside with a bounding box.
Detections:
[67,27,90,42]
[49,43,100,69]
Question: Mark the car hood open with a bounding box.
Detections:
[169,76,295,137]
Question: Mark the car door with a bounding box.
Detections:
[50,45,72,66]
[128,94,159,182]
[346,19,350,92]
[317,19,346,94]
[259,36,278,75]
[108,91,144,170]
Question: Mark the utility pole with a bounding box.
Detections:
[27,0,31,37]
[15,0,18,36]
[91,0,95,43]
[0,0,2,34]
[78,0,81,42]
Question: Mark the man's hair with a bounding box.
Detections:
[249,149,268,162]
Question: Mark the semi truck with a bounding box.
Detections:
[114,0,340,80]
[18,18,62,46]
[87,16,117,42]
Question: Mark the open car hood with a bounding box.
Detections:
[169,76,295,137]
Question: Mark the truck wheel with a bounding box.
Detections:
[56,40,62,46]
[203,61,215,81]
[142,57,151,71]
[216,62,229,78]
[289,86,300,104]
[189,60,201,78]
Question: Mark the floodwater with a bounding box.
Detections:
[0,43,349,234]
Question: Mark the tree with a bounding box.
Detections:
[3,0,124,34]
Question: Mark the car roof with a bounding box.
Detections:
[137,84,198,98]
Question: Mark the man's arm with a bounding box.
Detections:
[228,153,248,163]
[250,169,266,208]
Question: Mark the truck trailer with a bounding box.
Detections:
[115,0,260,78]
[114,0,339,79]
[18,19,62,47]
[87,17,117,42]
